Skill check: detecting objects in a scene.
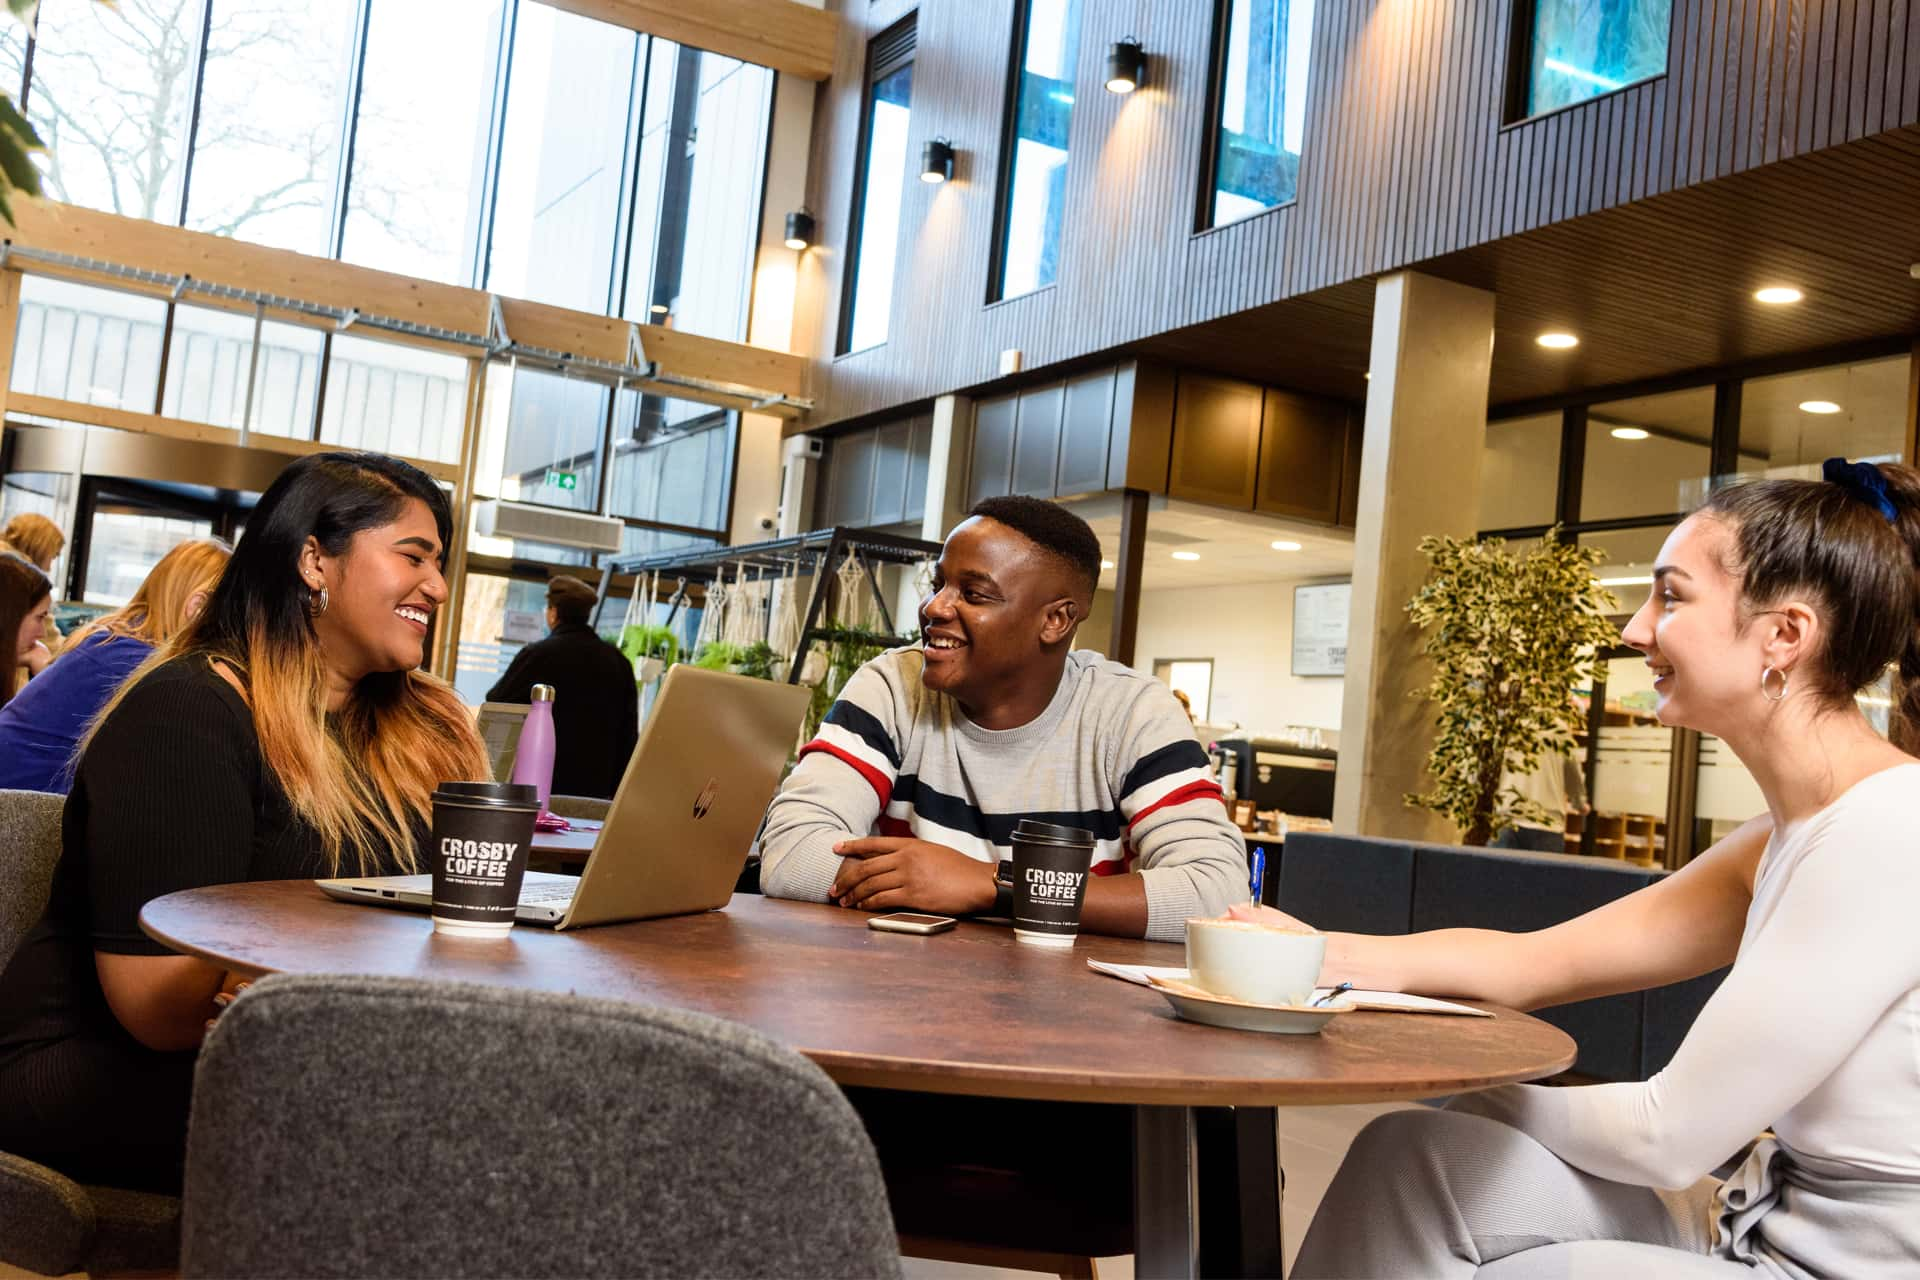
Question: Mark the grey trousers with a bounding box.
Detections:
[1289,1101,1754,1279]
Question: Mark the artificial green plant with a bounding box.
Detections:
[1403,529,1619,846]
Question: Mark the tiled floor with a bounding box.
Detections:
[900,1099,1422,1280]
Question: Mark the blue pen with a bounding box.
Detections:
[1249,845,1266,904]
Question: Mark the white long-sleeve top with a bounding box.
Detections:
[1476,763,1920,1190]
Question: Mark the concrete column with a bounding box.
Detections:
[1332,271,1495,840]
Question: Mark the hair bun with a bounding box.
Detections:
[1822,457,1898,523]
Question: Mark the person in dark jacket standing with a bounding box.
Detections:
[486,575,639,798]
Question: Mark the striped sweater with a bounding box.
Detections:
[759,647,1247,942]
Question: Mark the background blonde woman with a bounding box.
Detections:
[0,537,231,792]
[0,512,64,679]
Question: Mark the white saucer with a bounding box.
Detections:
[1148,975,1352,1035]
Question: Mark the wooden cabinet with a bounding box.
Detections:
[820,429,876,528]
[1255,389,1350,524]
[1011,383,1065,497]
[967,395,1018,507]
[1057,368,1117,497]
[903,413,931,524]
[1167,374,1262,508]
[867,418,913,526]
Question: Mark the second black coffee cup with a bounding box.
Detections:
[1009,819,1095,947]
[429,781,540,937]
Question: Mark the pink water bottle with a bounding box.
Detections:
[510,683,557,815]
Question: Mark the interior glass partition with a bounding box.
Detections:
[9,276,167,411]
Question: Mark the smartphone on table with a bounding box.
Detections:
[868,912,957,935]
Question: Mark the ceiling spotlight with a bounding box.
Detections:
[920,137,955,184]
[1270,540,1302,551]
[1105,38,1146,94]
[1100,559,1115,570]
[1799,400,1842,414]
[1754,285,1802,305]
[783,209,816,251]
[1170,551,1200,561]
[1363,371,1371,381]
[1536,332,1579,349]
[1609,426,1649,441]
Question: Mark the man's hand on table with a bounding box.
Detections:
[831,837,998,915]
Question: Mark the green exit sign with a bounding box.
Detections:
[544,469,578,491]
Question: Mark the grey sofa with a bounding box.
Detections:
[1272,832,1729,1081]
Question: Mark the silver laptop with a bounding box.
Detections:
[319,666,811,929]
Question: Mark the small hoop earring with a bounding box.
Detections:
[308,585,329,616]
[1760,665,1789,702]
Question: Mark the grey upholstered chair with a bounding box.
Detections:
[181,974,903,1279]
[0,788,182,1276]
[546,794,612,823]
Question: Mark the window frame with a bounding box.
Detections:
[1502,0,1676,126]
[984,0,1080,305]
[836,15,916,357]
[1194,0,1309,233]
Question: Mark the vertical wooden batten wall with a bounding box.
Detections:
[802,0,1920,428]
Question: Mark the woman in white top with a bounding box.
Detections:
[1261,459,1920,1278]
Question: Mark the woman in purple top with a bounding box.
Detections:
[0,538,229,792]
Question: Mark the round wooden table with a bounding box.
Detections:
[142,883,1574,1277]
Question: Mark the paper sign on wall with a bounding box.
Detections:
[1292,582,1350,677]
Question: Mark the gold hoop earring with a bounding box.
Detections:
[1760,665,1789,702]
[308,585,329,616]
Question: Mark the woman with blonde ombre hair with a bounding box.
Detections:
[0,452,486,1193]
[0,536,231,792]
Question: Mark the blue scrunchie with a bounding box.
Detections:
[1822,456,1898,523]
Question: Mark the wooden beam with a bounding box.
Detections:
[532,0,837,81]
[7,392,461,482]
[3,199,811,416]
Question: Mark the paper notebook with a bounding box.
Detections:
[1086,960,1494,1017]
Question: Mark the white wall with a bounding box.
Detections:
[1082,580,1347,732]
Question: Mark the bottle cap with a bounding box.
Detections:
[531,684,555,702]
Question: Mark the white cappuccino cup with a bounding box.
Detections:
[1185,917,1326,1007]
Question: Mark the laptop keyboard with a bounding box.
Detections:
[519,885,578,906]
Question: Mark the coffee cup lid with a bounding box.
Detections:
[433,780,540,810]
[1012,818,1095,847]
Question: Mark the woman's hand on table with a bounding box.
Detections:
[1224,902,1317,932]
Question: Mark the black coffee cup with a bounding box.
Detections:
[1009,819,1095,946]
[429,781,540,937]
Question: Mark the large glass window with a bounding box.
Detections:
[607,390,733,531]
[9,276,167,411]
[24,0,201,220]
[1580,386,1714,522]
[159,304,323,438]
[319,335,469,463]
[1478,412,1560,530]
[991,0,1081,301]
[489,365,606,513]
[618,39,773,340]
[340,0,506,284]
[183,0,359,254]
[1737,355,1909,479]
[1206,0,1315,228]
[841,24,915,355]
[82,507,215,606]
[1523,0,1672,116]
[486,5,635,311]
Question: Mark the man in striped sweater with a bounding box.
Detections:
[760,495,1246,942]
